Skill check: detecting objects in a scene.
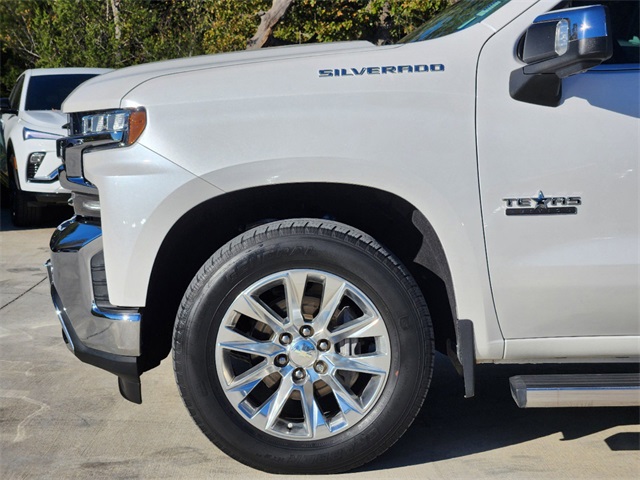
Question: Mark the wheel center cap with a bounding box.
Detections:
[289,339,317,368]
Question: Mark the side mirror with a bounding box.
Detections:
[0,97,17,115]
[510,5,613,107]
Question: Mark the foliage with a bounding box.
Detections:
[203,0,269,54]
[0,0,215,95]
[30,0,114,69]
[1,0,451,96]
[275,0,375,45]
[275,0,448,45]
[0,0,44,93]
[371,0,450,39]
[125,0,214,62]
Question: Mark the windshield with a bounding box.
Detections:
[25,74,99,111]
[399,0,512,43]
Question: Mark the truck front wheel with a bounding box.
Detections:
[9,155,42,227]
[172,219,434,474]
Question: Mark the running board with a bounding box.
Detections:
[510,374,640,408]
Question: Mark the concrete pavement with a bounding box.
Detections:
[1,206,638,479]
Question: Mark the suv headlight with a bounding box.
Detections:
[23,127,63,141]
[80,108,146,146]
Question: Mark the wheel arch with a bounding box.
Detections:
[140,183,467,383]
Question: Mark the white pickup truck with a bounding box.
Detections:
[47,0,638,474]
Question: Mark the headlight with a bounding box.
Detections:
[80,108,146,146]
[23,127,63,141]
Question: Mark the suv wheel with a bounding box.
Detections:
[9,156,42,227]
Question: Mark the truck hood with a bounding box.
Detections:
[20,110,67,133]
[62,41,377,113]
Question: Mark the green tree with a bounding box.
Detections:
[113,0,212,64]
[0,0,213,95]
[250,0,449,48]
[274,0,376,45]
[0,0,45,94]
[203,0,269,53]
[30,0,113,69]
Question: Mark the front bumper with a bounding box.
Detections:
[48,217,143,403]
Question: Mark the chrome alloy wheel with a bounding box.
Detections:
[215,269,391,440]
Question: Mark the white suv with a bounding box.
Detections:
[1,68,111,226]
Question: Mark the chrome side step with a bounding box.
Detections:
[510,374,640,408]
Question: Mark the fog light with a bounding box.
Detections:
[29,152,45,165]
[27,152,45,179]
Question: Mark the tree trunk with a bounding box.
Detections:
[109,0,122,62]
[247,0,294,50]
[374,1,392,46]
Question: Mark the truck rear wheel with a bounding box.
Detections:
[172,219,434,474]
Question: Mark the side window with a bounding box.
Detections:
[555,1,639,64]
[8,75,24,111]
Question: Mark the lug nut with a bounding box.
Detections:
[317,339,330,352]
[279,333,293,345]
[314,361,327,374]
[275,354,288,367]
[293,368,306,380]
[300,325,314,337]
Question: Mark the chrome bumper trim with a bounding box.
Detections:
[28,166,61,183]
[91,302,141,322]
[48,218,141,356]
[46,260,75,353]
[56,136,116,194]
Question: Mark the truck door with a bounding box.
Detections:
[476,1,639,356]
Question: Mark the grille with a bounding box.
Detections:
[27,162,38,179]
[90,252,110,307]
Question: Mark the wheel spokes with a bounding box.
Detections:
[218,327,286,358]
[328,313,386,344]
[230,292,285,336]
[226,362,277,396]
[323,374,365,418]
[313,276,347,334]
[283,271,308,329]
[299,378,323,437]
[216,269,391,441]
[253,373,295,431]
[324,351,388,376]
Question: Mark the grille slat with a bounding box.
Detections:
[90,252,111,307]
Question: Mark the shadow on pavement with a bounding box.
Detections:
[605,432,640,451]
[359,354,639,472]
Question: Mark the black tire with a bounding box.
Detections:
[9,156,42,227]
[173,219,434,474]
[0,182,10,209]
[11,186,42,227]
